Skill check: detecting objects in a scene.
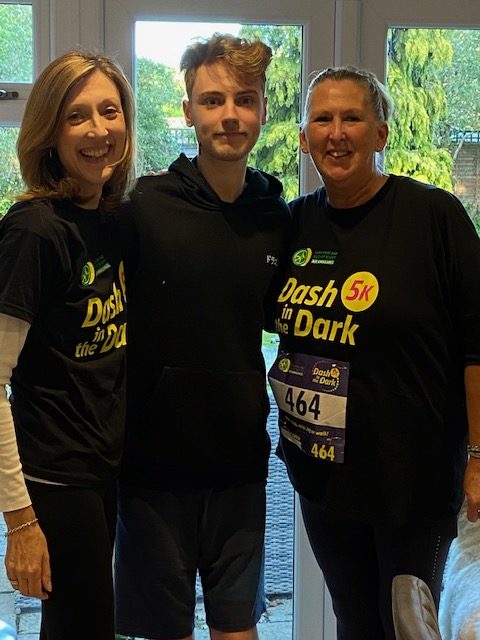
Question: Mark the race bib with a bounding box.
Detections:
[268,350,349,463]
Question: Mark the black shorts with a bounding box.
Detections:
[114,481,266,639]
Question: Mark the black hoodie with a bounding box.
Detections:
[121,154,291,488]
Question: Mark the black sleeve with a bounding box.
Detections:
[0,213,58,323]
[436,190,480,362]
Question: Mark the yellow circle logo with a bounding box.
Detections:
[341,272,379,312]
[292,248,312,267]
[81,261,95,286]
[278,358,291,372]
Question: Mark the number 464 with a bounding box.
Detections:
[311,443,335,461]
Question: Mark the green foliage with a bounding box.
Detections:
[386,146,453,189]
[239,24,302,201]
[0,128,23,217]
[0,5,31,215]
[463,201,480,236]
[0,3,33,82]
[135,58,187,173]
[386,28,454,190]
[441,30,480,132]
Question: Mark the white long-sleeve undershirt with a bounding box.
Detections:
[0,312,31,512]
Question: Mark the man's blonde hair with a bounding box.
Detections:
[17,50,136,210]
[180,33,272,98]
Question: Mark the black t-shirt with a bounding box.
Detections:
[0,199,127,485]
[273,175,480,526]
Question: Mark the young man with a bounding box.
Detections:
[114,34,291,640]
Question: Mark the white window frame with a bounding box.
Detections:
[0,0,50,125]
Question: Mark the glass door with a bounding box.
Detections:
[352,5,480,640]
[105,0,334,196]
[353,0,480,234]
[358,0,480,80]
[105,2,335,639]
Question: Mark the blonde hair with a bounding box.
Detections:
[302,65,394,127]
[180,33,272,98]
[17,50,136,210]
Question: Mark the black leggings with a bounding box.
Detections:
[300,496,455,640]
[26,480,117,640]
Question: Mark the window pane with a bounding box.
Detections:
[385,28,480,232]
[0,126,22,216]
[135,21,302,201]
[133,20,301,640]
[0,3,33,82]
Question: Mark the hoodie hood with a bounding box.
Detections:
[168,153,286,215]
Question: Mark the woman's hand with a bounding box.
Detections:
[464,457,480,523]
[4,507,52,599]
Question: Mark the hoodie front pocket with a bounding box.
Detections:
[142,367,270,470]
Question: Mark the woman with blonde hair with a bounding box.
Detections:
[0,50,135,640]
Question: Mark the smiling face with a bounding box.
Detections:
[56,69,127,208]
[300,78,388,196]
[182,61,267,168]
